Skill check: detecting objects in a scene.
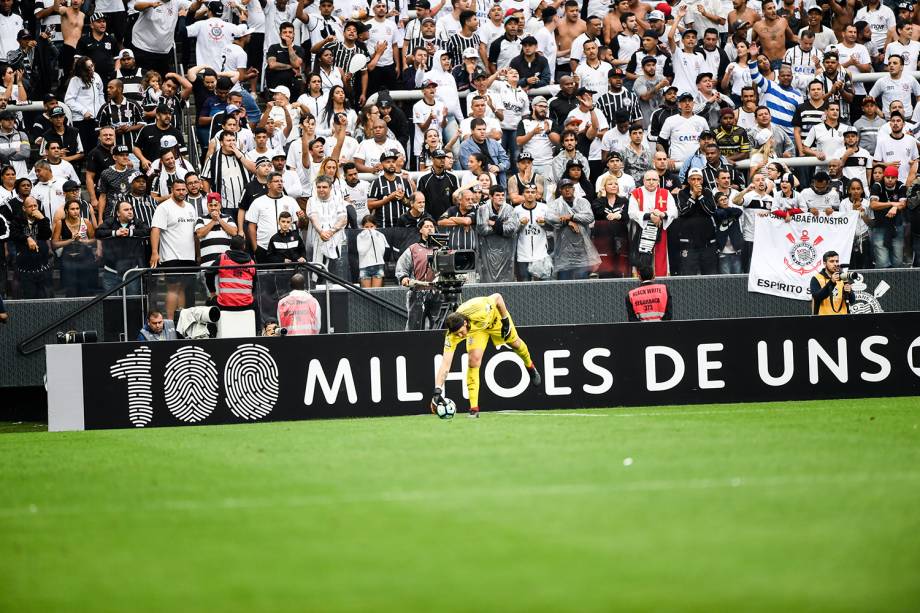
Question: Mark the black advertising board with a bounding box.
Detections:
[68,312,920,430]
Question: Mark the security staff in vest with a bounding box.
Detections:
[810,251,854,316]
[626,266,673,322]
[205,235,259,325]
[395,216,443,330]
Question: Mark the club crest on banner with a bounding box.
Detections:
[784,229,823,275]
[849,275,890,314]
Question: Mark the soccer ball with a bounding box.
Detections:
[435,397,456,420]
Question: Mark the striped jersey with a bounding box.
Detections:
[96,98,146,149]
[783,45,821,80]
[596,88,642,126]
[368,174,414,228]
[444,32,480,69]
[194,214,237,265]
[748,61,804,139]
[126,193,158,228]
[439,204,479,251]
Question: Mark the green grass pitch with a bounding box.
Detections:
[2,398,919,612]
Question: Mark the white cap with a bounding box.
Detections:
[754,128,773,147]
[462,47,479,59]
[529,0,543,10]
[687,168,703,179]
[269,85,291,99]
[648,10,664,21]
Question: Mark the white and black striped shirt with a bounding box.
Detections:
[194,214,237,265]
[596,89,642,126]
[126,193,158,227]
[96,98,146,149]
[444,32,480,69]
[201,151,250,211]
[368,174,414,228]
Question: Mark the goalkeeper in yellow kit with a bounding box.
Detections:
[432,293,541,418]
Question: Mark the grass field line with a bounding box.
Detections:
[496,405,874,419]
[3,471,919,520]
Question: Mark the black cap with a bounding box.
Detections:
[678,92,694,101]
[256,155,271,165]
[565,159,584,168]
[63,180,81,191]
[472,70,488,81]
[432,148,448,158]
[642,30,658,38]
[575,86,596,96]
[50,106,66,117]
[521,35,538,46]
[416,0,431,7]
[813,170,830,181]
[114,144,131,155]
[641,55,657,65]
[517,151,533,161]
[131,173,148,182]
[207,1,224,16]
[90,12,106,21]
[609,67,625,78]
[16,29,32,41]
[42,93,57,103]
[380,149,400,161]
[156,100,173,114]
[558,178,575,187]
[695,72,713,84]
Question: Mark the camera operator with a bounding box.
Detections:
[810,251,854,316]
[395,216,443,331]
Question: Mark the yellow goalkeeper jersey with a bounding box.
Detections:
[443,296,501,351]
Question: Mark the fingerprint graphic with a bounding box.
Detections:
[225,344,279,420]
[110,347,153,427]
[163,346,219,423]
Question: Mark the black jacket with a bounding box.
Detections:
[11,215,52,272]
[713,205,744,251]
[95,217,150,272]
[675,187,717,247]
[266,230,305,263]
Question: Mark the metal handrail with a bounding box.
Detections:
[18,260,407,356]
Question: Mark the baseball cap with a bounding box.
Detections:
[677,92,694,101]
[641,55,657,65]
[50,106,66,117]
[421,16,436,24]
[131,173,148,183]
[120,48,134,59]
[753,128,773,146]
[503,8,520,22]
[269,85,291,98]
[234,27,256,39]
[898,1,913,9]
[558,178,575,187]
[225,104,241,115]
[733,20,751,30]
[256,156,271,166]
[532,95,548,106]
[207,1,224,16]
[695,72,713,84]
[380,149,400,160]
[422,78,439,88]
[806,5,823,13]
[575,86,596,96]
[522,35,538,46]
[156,100,173,114]
[813,170,830,181]
[472,70,488,81]
[114,144,131,155]
[518,151,534,161]
[843,126,858,135]
[42,93,57,103]
[720,107,735,117]
[566,158,584,168]
[432,149,448,158]
[609,67,625,78]
[160,135,178,149]
[462,47,479,59]
[63,180,81,191]
[309,137,326,148]
[687,168,703,179]
[90,12,106,22]
[655,2,671,14]
[206,191,222,203]
[862,96,877,106]
[271,150,287,159]
[647,10,664,21]
[883,165,899,177]
[16,29,33,41]
[416,0,431,7]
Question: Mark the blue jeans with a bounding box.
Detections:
[240,89,262,126]
[103,269,142,295]
[502,128,518,167]
[557,267,591,280]
[718,252,743,274]
[871,225,905,268]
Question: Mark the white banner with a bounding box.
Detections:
[748,212,859,301]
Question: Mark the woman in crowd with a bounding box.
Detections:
[0,64,28,107]
[722,40,753,106]
[313,47,345,97]
[317,86,357,138]
[51,200,97,298]
[417,128,444,172]
[772,173,804,218]
[591,174,630,277]
[426,50,463,149]
[562,160,592,200]
[457,152,494,187]
[0,165,17,205]
[297,74,327,121]
[64,56,105,152]
[475,173,493,204]
[839,178,874,269]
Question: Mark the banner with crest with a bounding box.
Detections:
[748,213,859,301]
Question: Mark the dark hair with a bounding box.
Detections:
[279,21,295,32]
[341,162,357,173]
[444,312,468,333]
[619,11,634,24]
[542,7,556,21]
[459,10,476,28]
[638,267,655,281]
[252,126,267,135]
[489,185,505,195]
[704,27,719,37]
[229,235,246,251]
[360,214,377,226]
[468,152,486,167]
[322,85,350,126]
[470,117,486,130]
[822,251,839,263]
[171,178,186,187]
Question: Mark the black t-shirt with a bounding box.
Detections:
[239,178,269,212]
[86,145,115,178]
[76,33,117,80]
[134,124,185,164]
[40,126,81,157]
[266,43,304,87]
[870,180,906,227]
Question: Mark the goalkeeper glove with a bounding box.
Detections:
[431,387,444,413]
[501,316,511,340]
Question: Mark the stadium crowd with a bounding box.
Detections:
[0,0,919,321]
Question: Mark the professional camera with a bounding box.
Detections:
[427,233,476,288]
[55,330,98,344]
[839,270,861,284]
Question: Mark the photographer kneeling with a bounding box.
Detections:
[810,251,854,316]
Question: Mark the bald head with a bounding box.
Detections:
[290,273,306,291]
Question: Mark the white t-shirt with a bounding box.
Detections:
[340,178,371,220]
[492,81,530,130]
[459,115,502,138]
[151,198,198,262]
[367,18,400,67]
[220,43,249,92]
[658,113,710,163]
[868,75,920,120]
[245,194,301,249]
[516,202,550,263]
[873,131,919,183]
[855,5,896,52]
[574,60,613,101]
[885,40,920,73]
[186,17,244,71]
[412,99,447,155]
[478,20,504,46]
[670,48,704,95]
[569,33,597,66]
[533,26,557,79]
[565,107,610,161]
[128,0,192,54]
[827,42,871,95]
[739,190,773,242]
[355,138,406,168]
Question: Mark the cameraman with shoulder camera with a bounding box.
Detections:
[395,216,442,330]
[810,251,854,316]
